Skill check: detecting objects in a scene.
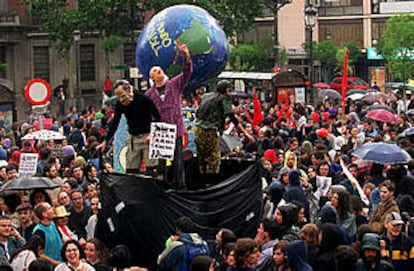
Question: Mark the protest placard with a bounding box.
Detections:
[316,175,332,197]
[19,153,38,177]
[149,122,177,160]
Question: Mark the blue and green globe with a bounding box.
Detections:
[136,4,230,91]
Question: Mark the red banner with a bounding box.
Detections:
[342,48,349,106]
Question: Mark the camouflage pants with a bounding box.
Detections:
[195,127,220,174]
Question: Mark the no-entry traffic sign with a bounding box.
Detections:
[25,78,51,105]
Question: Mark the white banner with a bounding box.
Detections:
[149,122,177,160]
[19,153,38,177]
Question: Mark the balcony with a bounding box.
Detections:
[318,6,363,17]
[0,12,20,26]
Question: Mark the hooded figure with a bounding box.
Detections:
[313,223,346,271]
[317,205,338,226]
[283,170,309,218]
[356,233,394,271]
[277,203,300,241]
[285,240,313,271]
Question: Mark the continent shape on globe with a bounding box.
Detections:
[136,4,230,91]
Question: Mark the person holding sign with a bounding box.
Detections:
[145,40,192,189]
[97,80,161,175]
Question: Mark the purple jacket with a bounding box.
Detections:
[145,59,192,137]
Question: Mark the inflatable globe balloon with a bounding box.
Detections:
[136,4,230,91]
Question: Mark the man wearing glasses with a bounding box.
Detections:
[97,79,161,175]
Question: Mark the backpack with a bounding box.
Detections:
[180,240,209,271]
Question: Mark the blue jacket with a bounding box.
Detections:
[158,233,208,271]
[0,236,26,263]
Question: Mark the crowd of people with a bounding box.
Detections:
[1,70,414,271]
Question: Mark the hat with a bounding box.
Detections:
[54,206,70,218]
[316,128,329,137]
[319,205,338,224]
[385,212,404,225]
[361,233,380,251]
[3,138,11,149]
[0,149,6,160]
[62,145,76,157]
[16,202,32,212]
[95,112,104,120]
[263,149,277,165]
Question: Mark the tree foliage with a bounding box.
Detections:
[313,40,338,81]
[229,38,274,71]
[377,14,414,82]
[145,0,264,39]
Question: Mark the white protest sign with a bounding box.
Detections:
[19,153,38,177]
[340,159,370,206]
[316,176,332,197]
[149,122,177,160]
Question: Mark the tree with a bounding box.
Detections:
[229,38,274,71]
[377,14,414,86]
[146,0,264,40]
[23,0,143,59]
[313,40,338,82]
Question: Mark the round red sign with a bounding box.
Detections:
[25,78,51,105]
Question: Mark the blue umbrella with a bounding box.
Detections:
[352,142,412,165]
[399,127,414,138]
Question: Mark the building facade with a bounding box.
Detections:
[0,0,144,122]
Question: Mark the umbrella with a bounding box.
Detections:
[406,109,414,115]
[352,142,411,164]
[362,92,390,102]
[347,89,367,96]
[319,89,341,100]
[347,93,365,101]
[0,177,60,191]
[22,130,66,141]
[366,104,395,114]
[366,109,397,124]
[399,127,414,138]
[382,82,402,89]
[314,82,330,89]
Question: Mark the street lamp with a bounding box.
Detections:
[73,29,81,106]
[304,5,317,103]
[261,0,292,68]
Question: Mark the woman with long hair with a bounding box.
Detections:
[54,240,94,271]
[10,235,45,271]
[84,239,110,271]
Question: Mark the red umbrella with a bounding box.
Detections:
[314,82,330,89]
[366,109,397,124]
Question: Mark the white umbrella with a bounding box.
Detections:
[22,129,66,141]
[347,93,365,101]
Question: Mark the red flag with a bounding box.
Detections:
[341,48,349,106]
[253,88,264,126]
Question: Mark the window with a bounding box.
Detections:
[33,46,50,82]
[80,44,95,81]
[0,46,6,78]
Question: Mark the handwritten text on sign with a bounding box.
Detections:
[149,122,177,160]
[146,11,173,57]
[19,153,38,177]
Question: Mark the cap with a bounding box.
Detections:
[62,145,76,157]
[54,206,70,218]
[16,202,32,212]
[385,212,404,225]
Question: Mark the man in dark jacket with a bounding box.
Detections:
[356,233,394,271]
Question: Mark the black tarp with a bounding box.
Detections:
[96,159,262,269]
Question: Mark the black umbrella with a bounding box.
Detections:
[0,177,60,191]
[366,104,395,114]
[319,89,341,100]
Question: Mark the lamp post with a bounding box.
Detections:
[73,29,81,107]
[304,5,317,103]
[262,0,292,68]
